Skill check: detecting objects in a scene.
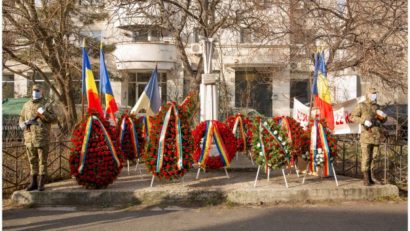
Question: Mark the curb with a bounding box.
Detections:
[11,184,399,207]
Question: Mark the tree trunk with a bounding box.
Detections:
[59,80,78,134]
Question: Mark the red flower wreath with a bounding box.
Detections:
[117,113,145,161]
[193,121,237,169]
[249,118,292,170]
[305,118,338,162]
[69,112,124,189]
[224,113,254,152]
[144,102,194,180]
[180,91,199,124]
[272,116,310,163]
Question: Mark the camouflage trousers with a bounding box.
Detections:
[26,145,49,176]
[361,143,378,173]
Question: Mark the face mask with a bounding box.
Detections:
[32,91,42,100]
[370,93,377,102]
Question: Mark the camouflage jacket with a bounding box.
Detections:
[19,98,57,147]
[351,100,386,145]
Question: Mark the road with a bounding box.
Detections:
[3,201,407,231]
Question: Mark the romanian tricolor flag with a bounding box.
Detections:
[82,43,104,117]
[100,43,118,122]
[312,52,334,130]
[130,67,161,116]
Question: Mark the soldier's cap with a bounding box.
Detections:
[32,83,43,91]
[367,87,378,94]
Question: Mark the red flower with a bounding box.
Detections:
[69,113,124,189]
[193,120,237,169]
[143,102,194,181]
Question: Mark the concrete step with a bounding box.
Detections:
[11,168,399,208]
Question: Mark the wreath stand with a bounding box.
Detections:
[195,164,230,180]
[195,144,230,180]
[235,150,255,166]
[194,120,235,180]
[150,174,185,187]
[126,158,143,177]
[230,115,251,165]
[253,165,289,188]
[303,118,339,186]
[302,161,339,186]
[285,159,300,177]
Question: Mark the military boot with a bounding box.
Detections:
[369,170,382,184]
[368,169,375,184]
[367,170,375,185]
[38,175,46,191]
[363,173,371,186]
[26,174,38,191]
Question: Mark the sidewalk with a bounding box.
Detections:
[11,155,399,207]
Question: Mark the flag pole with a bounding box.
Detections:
[308,70,314,126]
[307,46,323,126]
[307,51,316,127]
[81,38,85,119]
[99,37,104,111]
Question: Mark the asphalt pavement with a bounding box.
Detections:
[3,201,407,231]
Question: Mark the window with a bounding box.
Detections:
[148,29,160,42]
[192,27,201,43]
[240,28,252,43]
[79,0,103,6]
[336,0,346,13]
[132,29,148,42]
[263,0,273,8]
[80,30,102,41]
[235,71,272,117]
[127,72,167,108]
[132,28,161,42]
[90,30,102,40]
[290,79,310,108]
[2,74,14,99]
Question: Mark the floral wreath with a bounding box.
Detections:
[305,118,337,176]
[249,118,292,170]
[117,113,145,161]
[193,120,237,169]
[272,116,310,164]
[144,102,194,180]
[180,91,199,125]
[224,113,254,152]
[70,112,124,189]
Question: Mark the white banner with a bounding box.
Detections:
[332,96,365,134]
[292,97,365,135]
[292,98,315,129]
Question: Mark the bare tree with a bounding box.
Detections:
[287,0,407,90]
[3,0,110,131]
[109,0,278,91]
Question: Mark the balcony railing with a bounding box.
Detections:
[114,41,177,70]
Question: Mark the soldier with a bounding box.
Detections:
[19,83,57,191]
[351,87,387,186]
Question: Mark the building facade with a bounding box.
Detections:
[3,0,407,118]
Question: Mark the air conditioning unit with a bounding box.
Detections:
[190,43,203,54]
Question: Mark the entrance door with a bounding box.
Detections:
[235,71,272,117]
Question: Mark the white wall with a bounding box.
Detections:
[14,74,28,97]
[330,75,360,103]
[111,79,124,108]
[272,69,291,116]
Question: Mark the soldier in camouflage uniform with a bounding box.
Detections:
[351,87,387,186]
[19,84,57,191]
